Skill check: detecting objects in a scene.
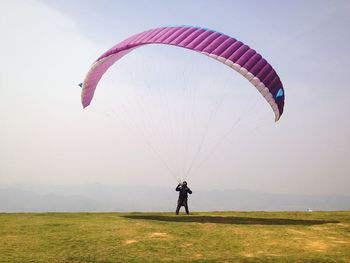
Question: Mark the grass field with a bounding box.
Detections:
[0,211,349,262]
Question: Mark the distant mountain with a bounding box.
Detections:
[0,188,116,212]
[1,185,349,212]
[191,189,350,211]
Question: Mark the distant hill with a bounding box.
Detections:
[1,185,350,212]
[0,187,111,212]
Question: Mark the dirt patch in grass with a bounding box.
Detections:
[308,241,328,252]
[149,232,168,239]
[183,243,193,247]
[125,239,138,244]
[242,251,281,258]
[242,253,254,258]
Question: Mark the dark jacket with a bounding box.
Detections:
[176,184,192,199]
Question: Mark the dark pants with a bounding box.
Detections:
[176,198,189,215]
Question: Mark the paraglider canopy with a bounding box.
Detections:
[81,26,284,121]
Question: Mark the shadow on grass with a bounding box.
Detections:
[122,215,339,225]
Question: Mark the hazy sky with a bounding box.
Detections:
[0,0,349,195]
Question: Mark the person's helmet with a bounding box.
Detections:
[182,181,187,185]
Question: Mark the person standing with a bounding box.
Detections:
[175,181,192,215]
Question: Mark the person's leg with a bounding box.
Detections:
[184,199,189,215]
[176,200,181,215]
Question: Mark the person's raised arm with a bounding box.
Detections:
[176,184,181,191]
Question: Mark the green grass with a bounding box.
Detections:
[0,211,349,262]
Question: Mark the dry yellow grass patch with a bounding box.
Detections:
[288,229,306,235]
[265,253,281,257]
[125,239,138,244]
[242,251,281,258]
[332,240,349,244]
[337,223,349,227]
[149,232,168,238]
[308,240,328,252]
[241,253,254,258]
[310,226,326,231]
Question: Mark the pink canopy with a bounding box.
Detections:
[81,26,284,121]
